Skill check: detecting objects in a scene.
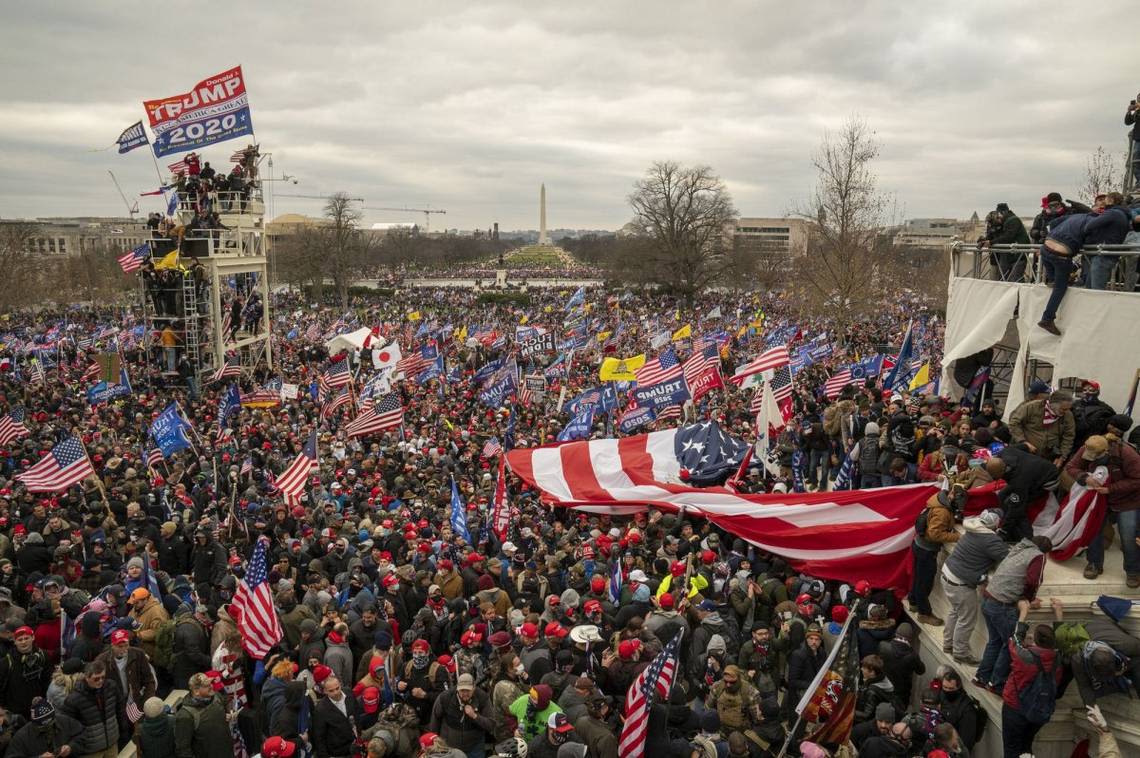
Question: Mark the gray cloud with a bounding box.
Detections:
[1,0,1136,230]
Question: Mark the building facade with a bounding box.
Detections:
[726,216,809,282]
[2,216,150,256]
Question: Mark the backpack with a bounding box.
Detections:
[152,618,178,671]
[1017,650,1057,725]
[914,509,930,540]
[970,694,988,740]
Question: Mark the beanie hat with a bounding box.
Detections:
[143,696,166,719]
[30,697,54,723]
[700,709,720,733]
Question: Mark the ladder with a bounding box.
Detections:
[181,275,201,371]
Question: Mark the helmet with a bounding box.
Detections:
[493,736,528,758]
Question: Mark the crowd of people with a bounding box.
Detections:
[0,265,1136,758]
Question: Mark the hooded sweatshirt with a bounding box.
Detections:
[942,516,1010,587]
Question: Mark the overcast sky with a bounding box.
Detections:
[2,1,1137,231]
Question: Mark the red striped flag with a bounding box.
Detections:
[146,447,164,470]
[729,345,790,385]
[230,537,283,659]
[166,158,189,174]
[82,362,101,382]
[481,436,503,459]
[505,430,951,589]
[655,405,682,422]
[618,630,684,758]
[15,437,95,492]
[125,697,143,724]
[321,387,351,419]
[117,243,149,274]
[824,368,854,400]
[210,360,242,384]
[275,432,317,506]
[345,394,404,438]
[634,347,682,387]
[0,407,31,446]
[490,457,510,540]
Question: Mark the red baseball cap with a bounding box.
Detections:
[544,622,569,639]
[111,629,131,645]
[261,736,297,758]
[520,622,539,638]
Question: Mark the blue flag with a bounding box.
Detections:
[167,191,179,217]
[558,406,595,442]
[608,560,623,605]
[673,422,749,486]
[566,287,585,310]
[219,383,241,428]
[884,321,914,391]
[150,403,193,457]
[86,368,132,406]
[449,477,471,543]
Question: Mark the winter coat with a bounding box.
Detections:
[786,643,827,704]
[312,693,360,758]
[689,612,729,680]
[855,675,898,723]
[943,517,1010,587]
[914,497,960,552]
[135,713,177,758]
[575,713,620,758]
[280,601,317,650]
[1009,400,1075,461]
[131,596,171,662]
[428,687,495,751]
[171,612,212,689]
[173,693,234,758]
[1071,616,1140,704]
[323,638,354,691]
[1001,623,1062,712]
[991,212,1030,245]
[61,679,120,753]
[96,646,157,717]
[1066,438,1140,512]
[878,637,925,707]
[0,646,53,717]
[7,712,83,758]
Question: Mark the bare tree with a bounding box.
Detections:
[792,117,896,321]
[1080,146,1122,202]
[323,192,373,310]
[0,222,40,309]
[274,225,327,298]
[625,162,737,304]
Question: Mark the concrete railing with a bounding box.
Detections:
[117,688,187,757]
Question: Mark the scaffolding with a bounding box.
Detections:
[141,184,272,380]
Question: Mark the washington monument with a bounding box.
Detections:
[538,183,550,244]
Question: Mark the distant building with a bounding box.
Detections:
[726,217,809,281]
[1,216,149,256]
[893,216,988,249]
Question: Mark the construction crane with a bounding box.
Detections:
[107,171,139,219]
[361,206,447,233]
[274,193,365,202]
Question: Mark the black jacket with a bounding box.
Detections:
[171,613,212,689]
[312,693,360,758]
[878,638,925,706]
[786,643,827,701]
[7,712,83,757]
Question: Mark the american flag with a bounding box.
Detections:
[490,457,510,540]
[321,387,351,419]
[682,343,719,386]
[210,360,242,384]
[117,242,150,274]
[146,446,164,470]
[320,360,351,392]
[166,158,189,174]
[395,350,428,379]
[304,322,322,342]
[275,431,318,506]
[240,456,253,478]
[0,407,30,445]
[30,358,45,385]
[769,363,794,404]
[824,368,854,400]
[82,362,101,382]
[617,630,684,758]
[345,394,404,438]
[221,309,233,342]
[125,696,143,724]
[519,384,535,407]
[77,335,94,351]
[481,436,503,459]
[608,560,623,605]
[634,347,682,386]
[231,537,283,660]
[730,345,790,385]
[15,436,95,492]
[655,405,682,423]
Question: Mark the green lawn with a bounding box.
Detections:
[503,244,571,268]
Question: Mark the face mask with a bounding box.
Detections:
[412,653,429,667]
[725,681,740,693]
[388,583,399,592]
[943,689,961,702]
[551,731,569,745]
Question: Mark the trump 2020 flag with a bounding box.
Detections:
[116,121,149,154]
[558,406,596,442]
[450,476,471,543]
[149,403,194,457]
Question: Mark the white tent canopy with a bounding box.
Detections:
[326,327,375,355]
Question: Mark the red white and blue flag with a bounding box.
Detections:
[230,536,282,659]
[15,436,95,493]
[0,407,31,446]
[634,347,682,387]
[618,629,684,758]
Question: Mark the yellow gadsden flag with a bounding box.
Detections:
[599,354,646,382]
[153,250,181,271]
[908,362,932,391]
[596,330,612,344]
[672,324,692,341]
[519,314,530,325]
[408,311,422,321]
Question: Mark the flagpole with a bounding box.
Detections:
[76,434,111,509]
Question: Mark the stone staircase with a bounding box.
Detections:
[911,540,1140,757]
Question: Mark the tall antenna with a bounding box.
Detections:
[107,171,139,219]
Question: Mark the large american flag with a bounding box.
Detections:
[0,407,30,446]
[319,360,351,392]
[15,436,95,492]
[395,350,428,379]
[505,428,945,589]
[769,363,794,405]
[117,242,150,274]
[275,431,317,505]
[321,387,351,419]
[231,537,282,660]
[618,629,684,758]
[481,436,503,459]
[166,158,189,174]
[682,343,719,388]
[209,360,242,384]
[634,347,682,386]
[730,345,790,385]
[345,394,404,438]
[824,367,854,400]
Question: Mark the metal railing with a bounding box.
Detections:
[172,187,264,215]
[950,241,1140,291]
[1126,137,1137,196]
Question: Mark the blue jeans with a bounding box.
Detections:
[808,448,830,490]
[977,598,1018,687]
[164,347,177,373]
[1089,254,1120,291]
[1040,250,1075,322]
[466,746,486,758]
[1086,509,1140,575]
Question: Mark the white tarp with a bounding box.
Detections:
[326,327,373,356]
[941,279,1140,417]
